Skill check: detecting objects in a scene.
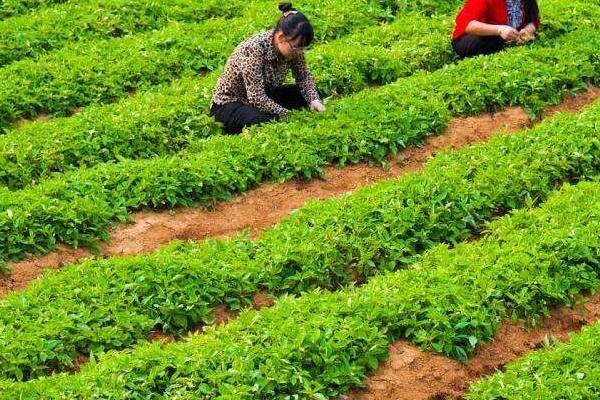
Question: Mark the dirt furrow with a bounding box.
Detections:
[347,292,600,400]
[2,86,598,297]
[87,282,600,398]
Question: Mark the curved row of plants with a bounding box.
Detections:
[0,90,598,381]
[0,0,250,67]
[0,0,457,128]
[0,0,592,190]
[468,310,600,399]
[0,25,599,262]
[2,176,599,397]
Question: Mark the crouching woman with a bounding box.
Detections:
[210,2,326,134]
[452,0,540,58]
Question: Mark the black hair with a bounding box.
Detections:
[275,2,314,48]
[523,0,540,28]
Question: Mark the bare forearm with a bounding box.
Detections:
[465,20,501,36]
[466,21,521,41]
[521,22,537,34]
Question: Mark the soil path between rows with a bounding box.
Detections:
[347,292,600,400]
[145,290,600,400]
[2,86,599,297]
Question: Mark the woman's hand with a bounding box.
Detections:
[497,25,520,41]
[310,100,326,112]
[518,23,537,43]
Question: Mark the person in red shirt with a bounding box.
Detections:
[452,0,540,58]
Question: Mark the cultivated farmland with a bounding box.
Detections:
[0,0,599,398]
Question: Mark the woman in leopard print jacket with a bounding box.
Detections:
[210,2,326,134]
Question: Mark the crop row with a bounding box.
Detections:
[2,176,599,397]
[0,0,248,67]
[0,0,460,128]
[1,23,599,262]
[0,13,457,189]
[0,0,458,21]
[0,0,460,21]
[0,0,66,19]
[1,88,599,381]
[0,0,594,190]
[468,312,600,399]
[4,0,464,69]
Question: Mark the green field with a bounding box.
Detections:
[0,0,599,398]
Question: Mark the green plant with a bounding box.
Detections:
[0,91,598,381]
[0,0,248,67]
[0,0,67,19]
[0,0,408,128]
[0,13,457,189]
[3,179,599,397]
[0,25,598,262]
[0,0,593,189]
[468,316,600,399]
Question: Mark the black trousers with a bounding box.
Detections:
[452,34,505,59]
[210,84,309,134]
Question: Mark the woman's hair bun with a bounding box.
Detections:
[274,1,312,46]
[278,2,295,13]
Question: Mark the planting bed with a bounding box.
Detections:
[1,0,600,398]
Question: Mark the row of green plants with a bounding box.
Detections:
[2,178,599,397]
[0,0,401,128]
[0,0,469,129]
[0,0,248,67]
[0,13,457,189]
[468,316,600,399]
[1,92,598,381]
[0,0,592,190]
[0,0,460,21]
[0,0,66,19]
[1,25,599,262]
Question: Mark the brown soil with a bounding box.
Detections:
[1,86,599,298]
[206,291,275,329]
[67,353,90,374]
[10,106,85,130]
[67,107,83,117]
[11,112,52,130]
[347,292,600,400]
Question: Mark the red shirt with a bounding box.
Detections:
[452,0,540,40]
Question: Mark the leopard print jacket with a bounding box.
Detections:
[211,29,320,117]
